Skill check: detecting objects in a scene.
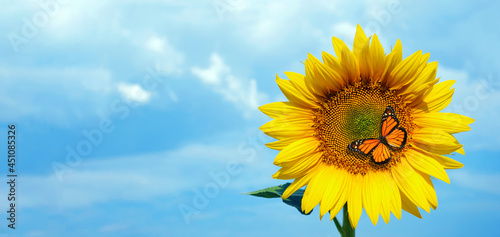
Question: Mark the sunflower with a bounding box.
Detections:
[259,25,473,227]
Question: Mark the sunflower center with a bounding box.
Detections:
[313,81,412,175]
[347,107,380,139]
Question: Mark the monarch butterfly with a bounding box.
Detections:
[347,106,407,164]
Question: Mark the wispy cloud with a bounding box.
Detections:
[191,53,268,118]
[191,53,229,85]
[143,36,185,75]
[331,22,356,43]
[117,83,152,104]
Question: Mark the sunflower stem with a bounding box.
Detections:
[333,217,343,235]
[336,204,355,237]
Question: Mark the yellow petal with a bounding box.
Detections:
[276,75,319,109]
[332,37,360,85]
[332,36,350,59]
[412,127,463,155]
[381,171,402,221]
[285,71,317,101]
[319,167,347,218]
[418,61,439,83]
[304,58,329,98]
[282,172,315,199]
[302,166,330,214]
[392,157,430,212]
[414,112,474,134]
[266,137,304,151]
[322,51,350,87]
[308,54,344,92]
[380,39,403,85]
[329,174,351,221]
[405,147,451,184]
[412,80,455,113]
[358,37,373,80]
[375,172,391,224]
[402,78,439,104]
[347,174,363,228]
[414,146,464,170]
[353,24,368,59]
[456,147,465,155]
[399,61,437,97]
[414,61,438,85]
[260,128,311,141]
[408,53,430,83]
[341,46,360,85]
[259,101,313,120]
[273,137,319,165]
[362,172,380,225]
[386,50,424,90]
[416,170,438,210]
[272,152,321,179]
[369,34,386,82]
[260,118,313,140]
[400,190,422,218]
[269,116,314,124]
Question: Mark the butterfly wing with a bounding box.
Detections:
[371,142,391,164]
[385,127,407,149]
[347,106,403,164]
[348,139,380,155]
[381,106,399,137]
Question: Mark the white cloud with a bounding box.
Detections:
[331,22,356,42]
[45,1,113,40]
[145,36,186,75]
[191,53,268,118]
[146,36,167,53]
[117,83,152,104]
[191,54,228,85]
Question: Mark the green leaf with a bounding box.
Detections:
[243,183,311,215]
[243,183,290,198]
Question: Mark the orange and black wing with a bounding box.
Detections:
[371,143,392,164]
[348,139,380,155]
[381,106,407,149]
[381,106,399,137]
[385,127,407,149]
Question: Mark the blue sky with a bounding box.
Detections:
[0,0,499,236]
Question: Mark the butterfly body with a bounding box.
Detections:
[378,135,389,148]
[348,106,407,164]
